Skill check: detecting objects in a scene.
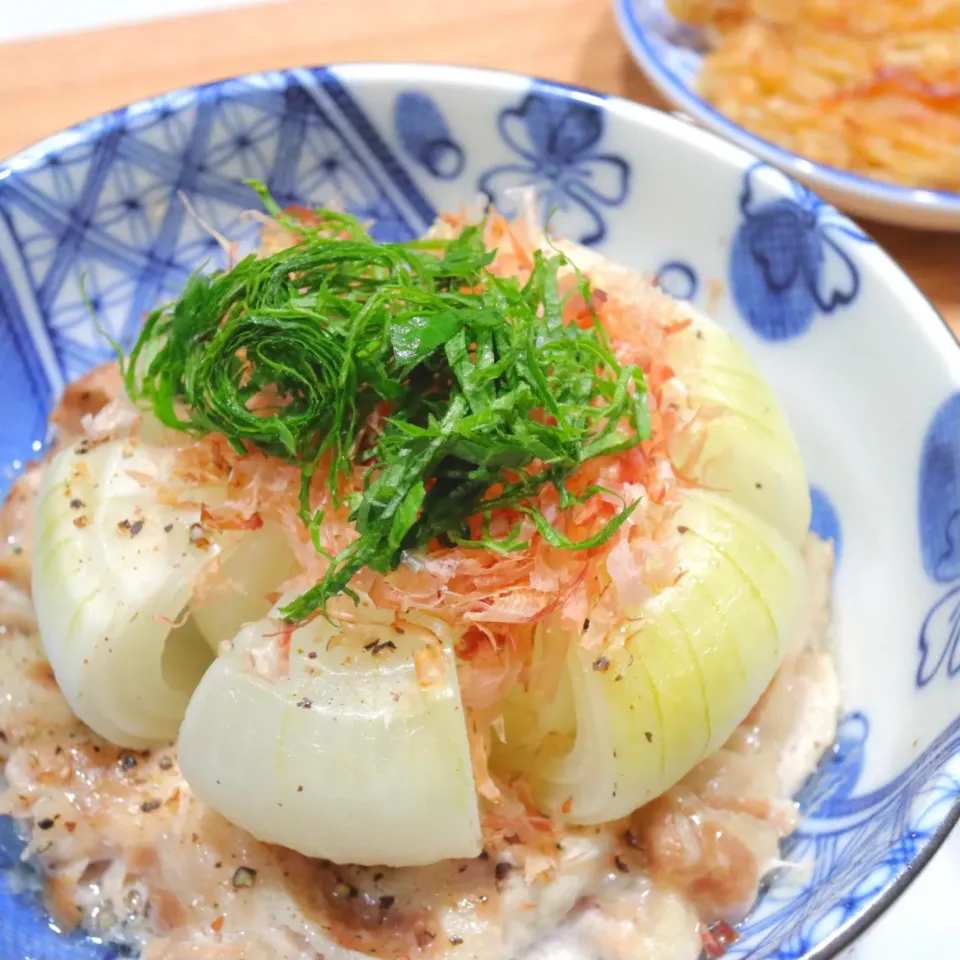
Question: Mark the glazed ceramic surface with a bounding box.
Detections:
[0,63,958,960]
[612,0,960,232]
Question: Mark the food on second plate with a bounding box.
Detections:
[0,193,838,960]
[667,0,960,192]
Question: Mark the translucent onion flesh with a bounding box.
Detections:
[32,438,293,748]
[177,600,482,866]
[665,310,811,547]
[499,489,806,824]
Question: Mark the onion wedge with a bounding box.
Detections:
[178,599,482,866]
[506,489,806,823]
[32,437,293,747]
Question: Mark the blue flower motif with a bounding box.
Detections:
[809,484,842,567]
[726,711,960,959]
[730,163,871,341]
[655,259,698,301]
[916,392,960,688]
[919,392,960,584]
[478,86,630,245]
[918,585,960,688]
[393,91,465,180]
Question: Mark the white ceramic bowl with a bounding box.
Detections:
[0,63,958,960]
[613,0,960,232]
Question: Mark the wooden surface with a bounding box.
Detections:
[0,0,956,335]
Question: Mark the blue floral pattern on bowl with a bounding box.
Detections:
[728,712,960,958]
[730,163,871,341]
[809,485,842,567]
[477,84,630,245]
[0,63,958,960]
[917,392,960,688]
[655,259,698,301]
[393,91,465,180]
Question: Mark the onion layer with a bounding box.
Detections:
[502,489,806,824]
[178,599,482,866]
[666,310,811,547]
[33,438,292,747]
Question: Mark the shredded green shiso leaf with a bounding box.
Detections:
[125,185,651,621]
